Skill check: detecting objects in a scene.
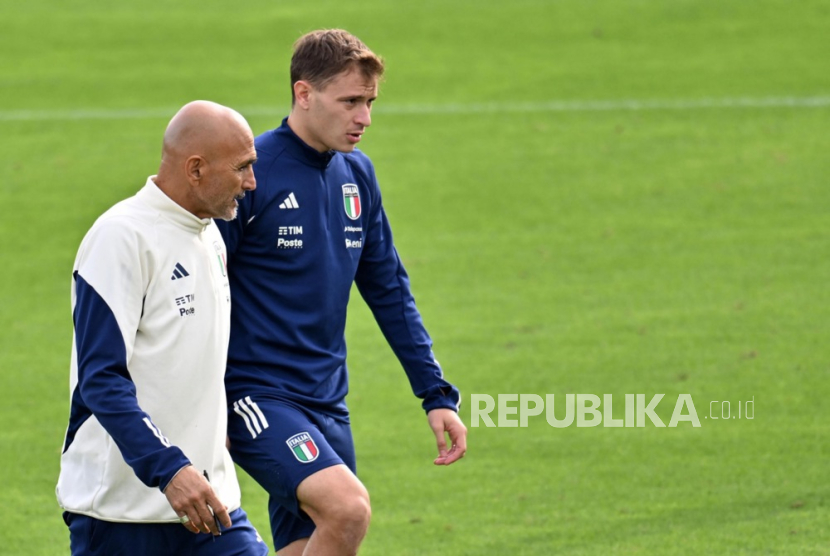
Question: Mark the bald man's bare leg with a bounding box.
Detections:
[277,465,370,556]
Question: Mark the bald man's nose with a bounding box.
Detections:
[244,165,256,191]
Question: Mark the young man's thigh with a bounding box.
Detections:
[226,397,357,549]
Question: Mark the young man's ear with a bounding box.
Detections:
[184,155,205,185]
[293,80,313,110]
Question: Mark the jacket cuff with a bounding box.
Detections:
[421,383,461,414]
[129,445,191,492]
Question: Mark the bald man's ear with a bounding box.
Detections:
[294,81,312,110]
[184,155,205,185]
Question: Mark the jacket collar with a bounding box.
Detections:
[136,177,211,233]
[276,117,336,169]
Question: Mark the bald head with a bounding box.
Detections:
[162,101,250,163]
[154,101,257,220]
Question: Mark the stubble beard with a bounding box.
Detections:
[221,206,239,222]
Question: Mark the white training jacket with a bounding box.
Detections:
[56,177,241,522]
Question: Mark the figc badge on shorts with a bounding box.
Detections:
[342,184,361,220]
[286,432,319,463]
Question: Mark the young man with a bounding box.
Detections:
[217,30,468,555]
[57,101,268,555]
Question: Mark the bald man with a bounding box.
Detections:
[56,101,267,555]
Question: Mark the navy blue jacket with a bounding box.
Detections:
[216,119,460,417]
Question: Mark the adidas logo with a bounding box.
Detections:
[170,262,190,280]
[279,193,299,209]
[233,396,270,439]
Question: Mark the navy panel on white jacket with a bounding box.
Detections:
[57,178,241,523]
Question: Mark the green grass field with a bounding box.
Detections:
[1,0,828,554]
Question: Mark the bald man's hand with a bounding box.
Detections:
[164,465,231,535]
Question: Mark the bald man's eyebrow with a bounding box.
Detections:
[237,157,257,169]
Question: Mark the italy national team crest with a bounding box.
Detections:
[286,432,319,463]
[213,241,227,277]
[342,184,361,220]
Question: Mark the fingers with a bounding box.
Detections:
[177,500,229,535]
[445,420,468,465]
[177,512,200,534]
[431,420,449,459]
[178,506,214,534]
[164,465,232,535]
[174,503,210,534]
[428,408,468,466]
[435,439,466,465]
[206,490,233,529]
[433,431,466,465]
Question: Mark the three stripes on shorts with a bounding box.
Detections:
[233,396,270,439]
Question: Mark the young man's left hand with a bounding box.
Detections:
[428,408,468,465]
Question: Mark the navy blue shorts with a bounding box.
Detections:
[64,508,268,556]
[226,396,355,551]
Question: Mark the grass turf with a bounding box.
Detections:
[0,0,827,554]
